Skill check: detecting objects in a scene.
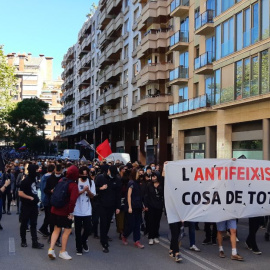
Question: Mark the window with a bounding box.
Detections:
[243,8,251,47]
[261,50,269,94]
[123,69,128,83]
[214,69,221,104]
[124,19,129,35]
[236,12,243,51]
[133,35,139,50]
[251,3,259,44]
[251,56,259,96]
[235,60,242,100]
[133,62,139,76]
[205,76,215,105]
[243,58,250,98]
[179,86,188,102]
[124,44,129,59]
[215,25,221,60]
[179,52,189,67]
[133,8,139,24]
[222,17,234,57]
[123,95,128,108]
[262,0,270,39]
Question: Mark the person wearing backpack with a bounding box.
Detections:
[73,166,96,255]
[48,165,79,260]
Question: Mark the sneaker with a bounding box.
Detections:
[148,239,154,245]
[252,248,262,255]
[169,250,175,258]
[212,239,217,245]
[175,254,183,263]
[236,237,239,242]
[32,242,44,249]
[189,245,200,252]
[265,233,269,241]
[102,247,109,253]
[59,251,72,260]
[154,238,160,244]
[245,242,252,251]
[121,236,128,245]
[82,243,89,253]
[0,224,3,230]
[202,239,211,245]
[219,251,225,258]
[37,229,50,237]
[231,254,244,261]
[21,241,28,247]
[26,228,30,232]
[134,241,144,249]
[76,249,83,256]
[48,249,56,260]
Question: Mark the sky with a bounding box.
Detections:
[0,0,98,79]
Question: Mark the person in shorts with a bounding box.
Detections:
[216,219,243,261]
[48,165,79,260]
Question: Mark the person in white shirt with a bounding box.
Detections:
[73,166,96,255]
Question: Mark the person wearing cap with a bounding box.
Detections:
[95,165,121,253]
[48,165,79,260]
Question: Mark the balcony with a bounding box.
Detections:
[170,0,189,17]
[169,66,188,85]
[169,94,211,116]
[140,28,172,57]
[104,85,122,103]
[194,52,214,75]
[95,115,105,128]
[138,62,174,87]
[195,10,214,36]
[132,94,173,116]
[105,36,123,59]
[105,60,123,81]
[170,30,189,51]
[138,0,169,30]
[99,8,114,30]
[106,13,123,37]
[107,0,122,15]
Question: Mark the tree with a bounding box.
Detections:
[86,3,97,18]
[7,97,49,150]
[0,46,17,139]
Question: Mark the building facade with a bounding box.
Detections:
[6,53,63,142]
[61,0,270,163]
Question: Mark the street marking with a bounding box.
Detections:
[158,240,212,270]
[159,236,226,270]
[9,237,15,255]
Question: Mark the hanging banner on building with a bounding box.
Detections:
[164,159,270,223]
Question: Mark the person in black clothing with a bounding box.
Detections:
[122,169,144,249]
[0,178,11,229]
[144,172,164,245]
[16,164,26,214]
[44,164,63,244]
[2,168,13,215]
[95,165,121,253]
[90,167,100,239]
[19,164,44,249]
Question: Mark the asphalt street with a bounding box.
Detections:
[0,205,269,270]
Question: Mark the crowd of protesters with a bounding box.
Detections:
[0,157,269,263]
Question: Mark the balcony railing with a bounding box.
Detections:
[195,10,214,31]
[170,0,190,13]
[194,52,214,70]
[169,94,209,115]
[169,66,188,81]
[170,30,189,46]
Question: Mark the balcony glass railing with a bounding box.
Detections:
[195,10,214,31]
[221,39,234,57]
[169,66,188,81]
[244,26,259,47]
[170,30,189,46]
[169,94,208,115]
[170,0,190,13]
[194,52,214,70]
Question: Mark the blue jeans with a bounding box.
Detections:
[188,222,196,247]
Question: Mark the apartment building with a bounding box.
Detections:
[61,0,270,163]
[169,0,270,160]
[6,53,63,142]
[61,0,173,164]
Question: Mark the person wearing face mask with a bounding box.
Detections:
[16,163,25,214]
[95,165,121,253]
[89,167,99,239]
[19,164,44,249]
[144,172,164,245]
[73,166,96,255]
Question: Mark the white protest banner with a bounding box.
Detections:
[164,159,270,223]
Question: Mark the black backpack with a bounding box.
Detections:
[50,178,73,208]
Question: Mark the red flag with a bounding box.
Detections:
[96,139,112,161]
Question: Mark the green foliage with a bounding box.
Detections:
[7,97,49,150]
[0,47,18,138]
[86,3,97,18]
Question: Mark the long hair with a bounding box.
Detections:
[129,168,138,181]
